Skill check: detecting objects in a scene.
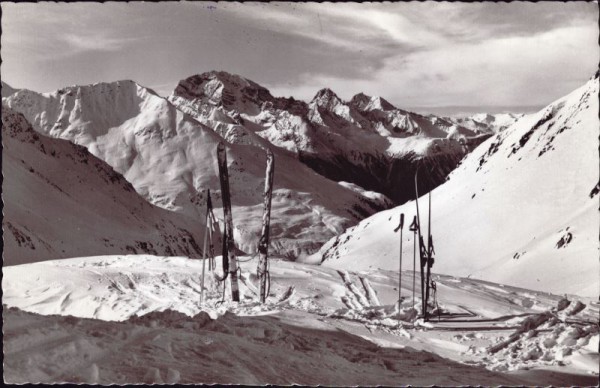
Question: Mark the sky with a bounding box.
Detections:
[1,1,598,113]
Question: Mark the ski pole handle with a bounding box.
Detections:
[394,213,405,232]
[409,215,418,232]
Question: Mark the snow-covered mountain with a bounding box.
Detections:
[2,81,19,98]
[2,107,206,265]
[168,71,490,204]
[447,113,525,134]
[3,81,390,259]
[314,75,599,297]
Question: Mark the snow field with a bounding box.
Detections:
[3,254,598,382]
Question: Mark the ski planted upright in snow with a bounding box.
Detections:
[257,148,275,303]
[424,191,435,318]
[204,189,226,281]
[216,142,240,302]
[414,168,433,320]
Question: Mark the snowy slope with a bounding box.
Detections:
[2,107,206,265]
[3,255,598,383]
[169,71,487,204]
[315,76,600,297]
[4,82,388,259]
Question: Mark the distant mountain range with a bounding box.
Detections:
[2,73,521,260]
[168,71,519,203]
[409,105,543,117]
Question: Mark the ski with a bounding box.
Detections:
[216,142,240,302]
[414,168,429,319]
[206,190,227,281]
[200,191,211,305]
[424,191,435,319]
[414,167,437,321]
[257,148,275,303]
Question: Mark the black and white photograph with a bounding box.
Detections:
[1,1,599,385]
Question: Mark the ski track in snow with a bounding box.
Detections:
[3,254,598,384]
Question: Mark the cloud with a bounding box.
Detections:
[1,1,597,110]
[61,33,144,53]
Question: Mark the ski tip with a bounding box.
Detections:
[217,141,225,152]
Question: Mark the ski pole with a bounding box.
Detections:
[409,215,417,307]
[200,209,209,305]
[394,213,404,303]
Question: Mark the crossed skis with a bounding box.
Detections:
[199,142,275,304]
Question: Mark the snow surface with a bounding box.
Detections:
[315,77,600,297]
[3,254,598,384]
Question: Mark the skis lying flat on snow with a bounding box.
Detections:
[257,149,275,303]
[216,142,240,302]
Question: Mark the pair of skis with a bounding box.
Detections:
[199,189,223,305]
[214,142,275,303]
[414,168,435,321]
[394,167,436,320]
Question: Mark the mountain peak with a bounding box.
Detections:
[192,70,255,88]
[312,88,343,107]
[314,87,338,98]
[370,96,396,111]
[351,93,396,111]
[350,92,371,108]
[171,71,275,113]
